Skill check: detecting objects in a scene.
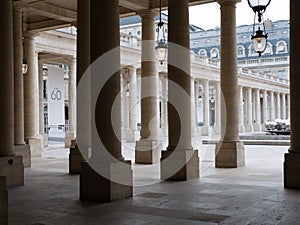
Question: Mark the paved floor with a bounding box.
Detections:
[8,141,300,225]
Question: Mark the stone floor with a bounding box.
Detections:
[7,140,300,225]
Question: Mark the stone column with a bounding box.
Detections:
[23,32,42,157]
[270,91,275,121]
[276,92,281,119]
[287,94,291,119]
[201,79,211,136]
[65,58,76,148]
[281,93,286,120]
[135,10,162,164]
[13,6,31,167]
[0,176,8,225]
[121,69,130,140]
[215,0,245,168]
[160,72,168,138]
[191,79,199,147]
[13,6,25,146]
[239,85,245,132]
[161,0,199,181]
[38,59,48,149]
[80,0,132,202]
[128,67,139,142]
[214,82,221,134]
[284,0,300,189]
[246,87,253,131]
[262,90,268,124]
[254,89,262,131]
[0,0,24,187]
[70,0,90,174]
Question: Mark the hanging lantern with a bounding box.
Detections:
[251,27,268,56]
[155,0,167,65]
[22,58,28,75]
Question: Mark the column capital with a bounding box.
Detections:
[23,31,40,39]
[13,4,23,14]
[138,9,158,19]
[217,0,241,6]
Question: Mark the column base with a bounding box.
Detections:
[284,153,300,189]
[254,124,262,132]
[213,126,221,135]
[14,144,31,168]
[69,140,85,174]
[245,124,254,132]
[239,125,245,133]
[124,129,139,143]
[201,126,212,136]
[65,132,75,148]
[80,161,133,202]
[0,177,8,225]
[135,140,162,164]
[41,133,48,147]
[0,156,24,187]
[215,141,245,168]
[27,138,42,157]
[161,149,199,181]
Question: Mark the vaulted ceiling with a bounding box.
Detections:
[13,0,217,32]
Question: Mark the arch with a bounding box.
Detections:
[263,42,273,55]
[210,48,219,59]
[198,49,207,57]
[276,40,288,54]
[237,45,245,58]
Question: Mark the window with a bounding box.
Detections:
[278,70,286,79]
[210,48,219,58]
[276,41,287,54]
[237,46,245,57]
[248,45,257,57]
[264,43,273,55]
[137,31,141,36]
[198,49,207,57]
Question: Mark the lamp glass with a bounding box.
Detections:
[247,0,271,8]
[22,59,28,75]
[155,41,167,65]
[198,95,202,103]
[251,28,267,53]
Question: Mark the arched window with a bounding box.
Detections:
[276,41,287,54]
[198,49,207,57]
[210,48,219,59]
[248,45,257,57]
[237,45,245,57]
[263,43,273,55]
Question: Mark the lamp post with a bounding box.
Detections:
[22,58,28,75]
[155,0,167,65]
[248,0,271,56]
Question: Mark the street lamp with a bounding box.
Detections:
[247,0,271,56]
[247,0,271,23]
[22,58,28,75]
[155,0,167,65]
[198,95,203,103]
[125,81,130,97]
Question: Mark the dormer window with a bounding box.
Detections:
[210,48,219,59]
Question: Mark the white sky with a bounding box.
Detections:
[189,0,290,30]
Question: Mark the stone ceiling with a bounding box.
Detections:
[13,0,217,32]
